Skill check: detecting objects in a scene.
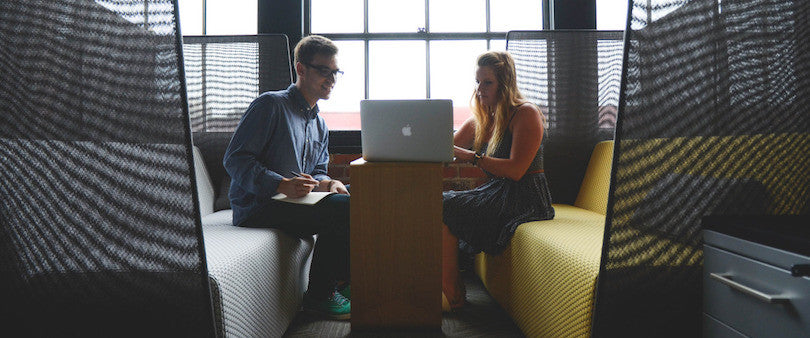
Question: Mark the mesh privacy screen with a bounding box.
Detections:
[507,30,624,205]
[183,35,293,132]
[593,0,810,336]
[0,0,215,336]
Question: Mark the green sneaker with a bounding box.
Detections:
[338,285,351,300]
[303,290,351,320]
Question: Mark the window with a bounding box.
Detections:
[597,0,629,30]
[308,0,544,130]
[177,0,257,35]
[177,0,260,133]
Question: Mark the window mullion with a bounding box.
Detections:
[303,0,311,35]
[425,0,430,99]
[486,0,490,49]
[202,0,206,35]
[363,0,368,34]
[364,0,369,100]
[426,39,431,99]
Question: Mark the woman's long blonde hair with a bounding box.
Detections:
[471,51,529,156]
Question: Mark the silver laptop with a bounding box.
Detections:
[361,99,454,162]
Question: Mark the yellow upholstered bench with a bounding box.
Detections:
[475,140,613,338]
[475,134,809,337]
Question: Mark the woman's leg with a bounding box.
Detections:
[442,224,465,310]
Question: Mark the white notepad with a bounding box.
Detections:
[271,192,335,205]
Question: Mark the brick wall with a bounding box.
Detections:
[328,153,488,192]
[327,154,361,184]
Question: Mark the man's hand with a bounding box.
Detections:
[277,173,319,198]
[329,180,349,195]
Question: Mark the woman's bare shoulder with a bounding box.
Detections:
[516,102,541,115]
[460,116,477,130]
[511,103,542,126]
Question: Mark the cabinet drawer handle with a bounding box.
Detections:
[709,273,790,304]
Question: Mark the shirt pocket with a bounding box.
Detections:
[304,139,325,170]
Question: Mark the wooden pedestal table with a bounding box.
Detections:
[349,159,442,331]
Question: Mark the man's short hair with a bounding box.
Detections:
[294,35,338,65]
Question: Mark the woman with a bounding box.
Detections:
[442,51,555,310]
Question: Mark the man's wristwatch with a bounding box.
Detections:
[473,152,484,166]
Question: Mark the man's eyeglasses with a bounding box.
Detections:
[303,62,344,79]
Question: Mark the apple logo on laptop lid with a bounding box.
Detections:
[401,123,412,136]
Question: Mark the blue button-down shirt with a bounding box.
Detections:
[224,84,330,226]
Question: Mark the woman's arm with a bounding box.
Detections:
[461,104,544,181]
[451,117,477,163]
[453,117,476,149]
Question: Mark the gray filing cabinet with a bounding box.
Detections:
[703,216,810,338]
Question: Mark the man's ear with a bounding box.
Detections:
[295,62,306,78]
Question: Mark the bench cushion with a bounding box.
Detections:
[574,140,613,215]
[203,225,313,337]
[475,141,613,337]
[476,204,605,337]
[193,145,216,217]
[194,142,314,337]
[202,210,234,227]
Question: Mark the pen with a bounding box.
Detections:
[290,170,305,178]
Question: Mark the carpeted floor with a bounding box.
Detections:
[283,271,524,337]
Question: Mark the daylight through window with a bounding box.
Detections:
[309,0,543,130]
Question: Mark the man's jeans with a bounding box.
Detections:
[242,193,350,299]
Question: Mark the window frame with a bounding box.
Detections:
[305,0,551,153]
[304,0,549,104]
[179,1,606,153]
[179,0,260,35]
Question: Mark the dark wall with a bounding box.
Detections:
[552,0,596,29]
[258,0,303,75]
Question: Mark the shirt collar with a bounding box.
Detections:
[288,84,319,119]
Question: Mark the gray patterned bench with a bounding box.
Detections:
[193,145,314,337]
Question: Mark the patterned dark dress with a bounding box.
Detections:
[443,113,555,255]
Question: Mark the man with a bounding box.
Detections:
[223,35,351,320]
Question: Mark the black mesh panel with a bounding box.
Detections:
[507,30,624,204]
[593,1,810,336]
[0,1,215,336]
[183,35,293,132]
